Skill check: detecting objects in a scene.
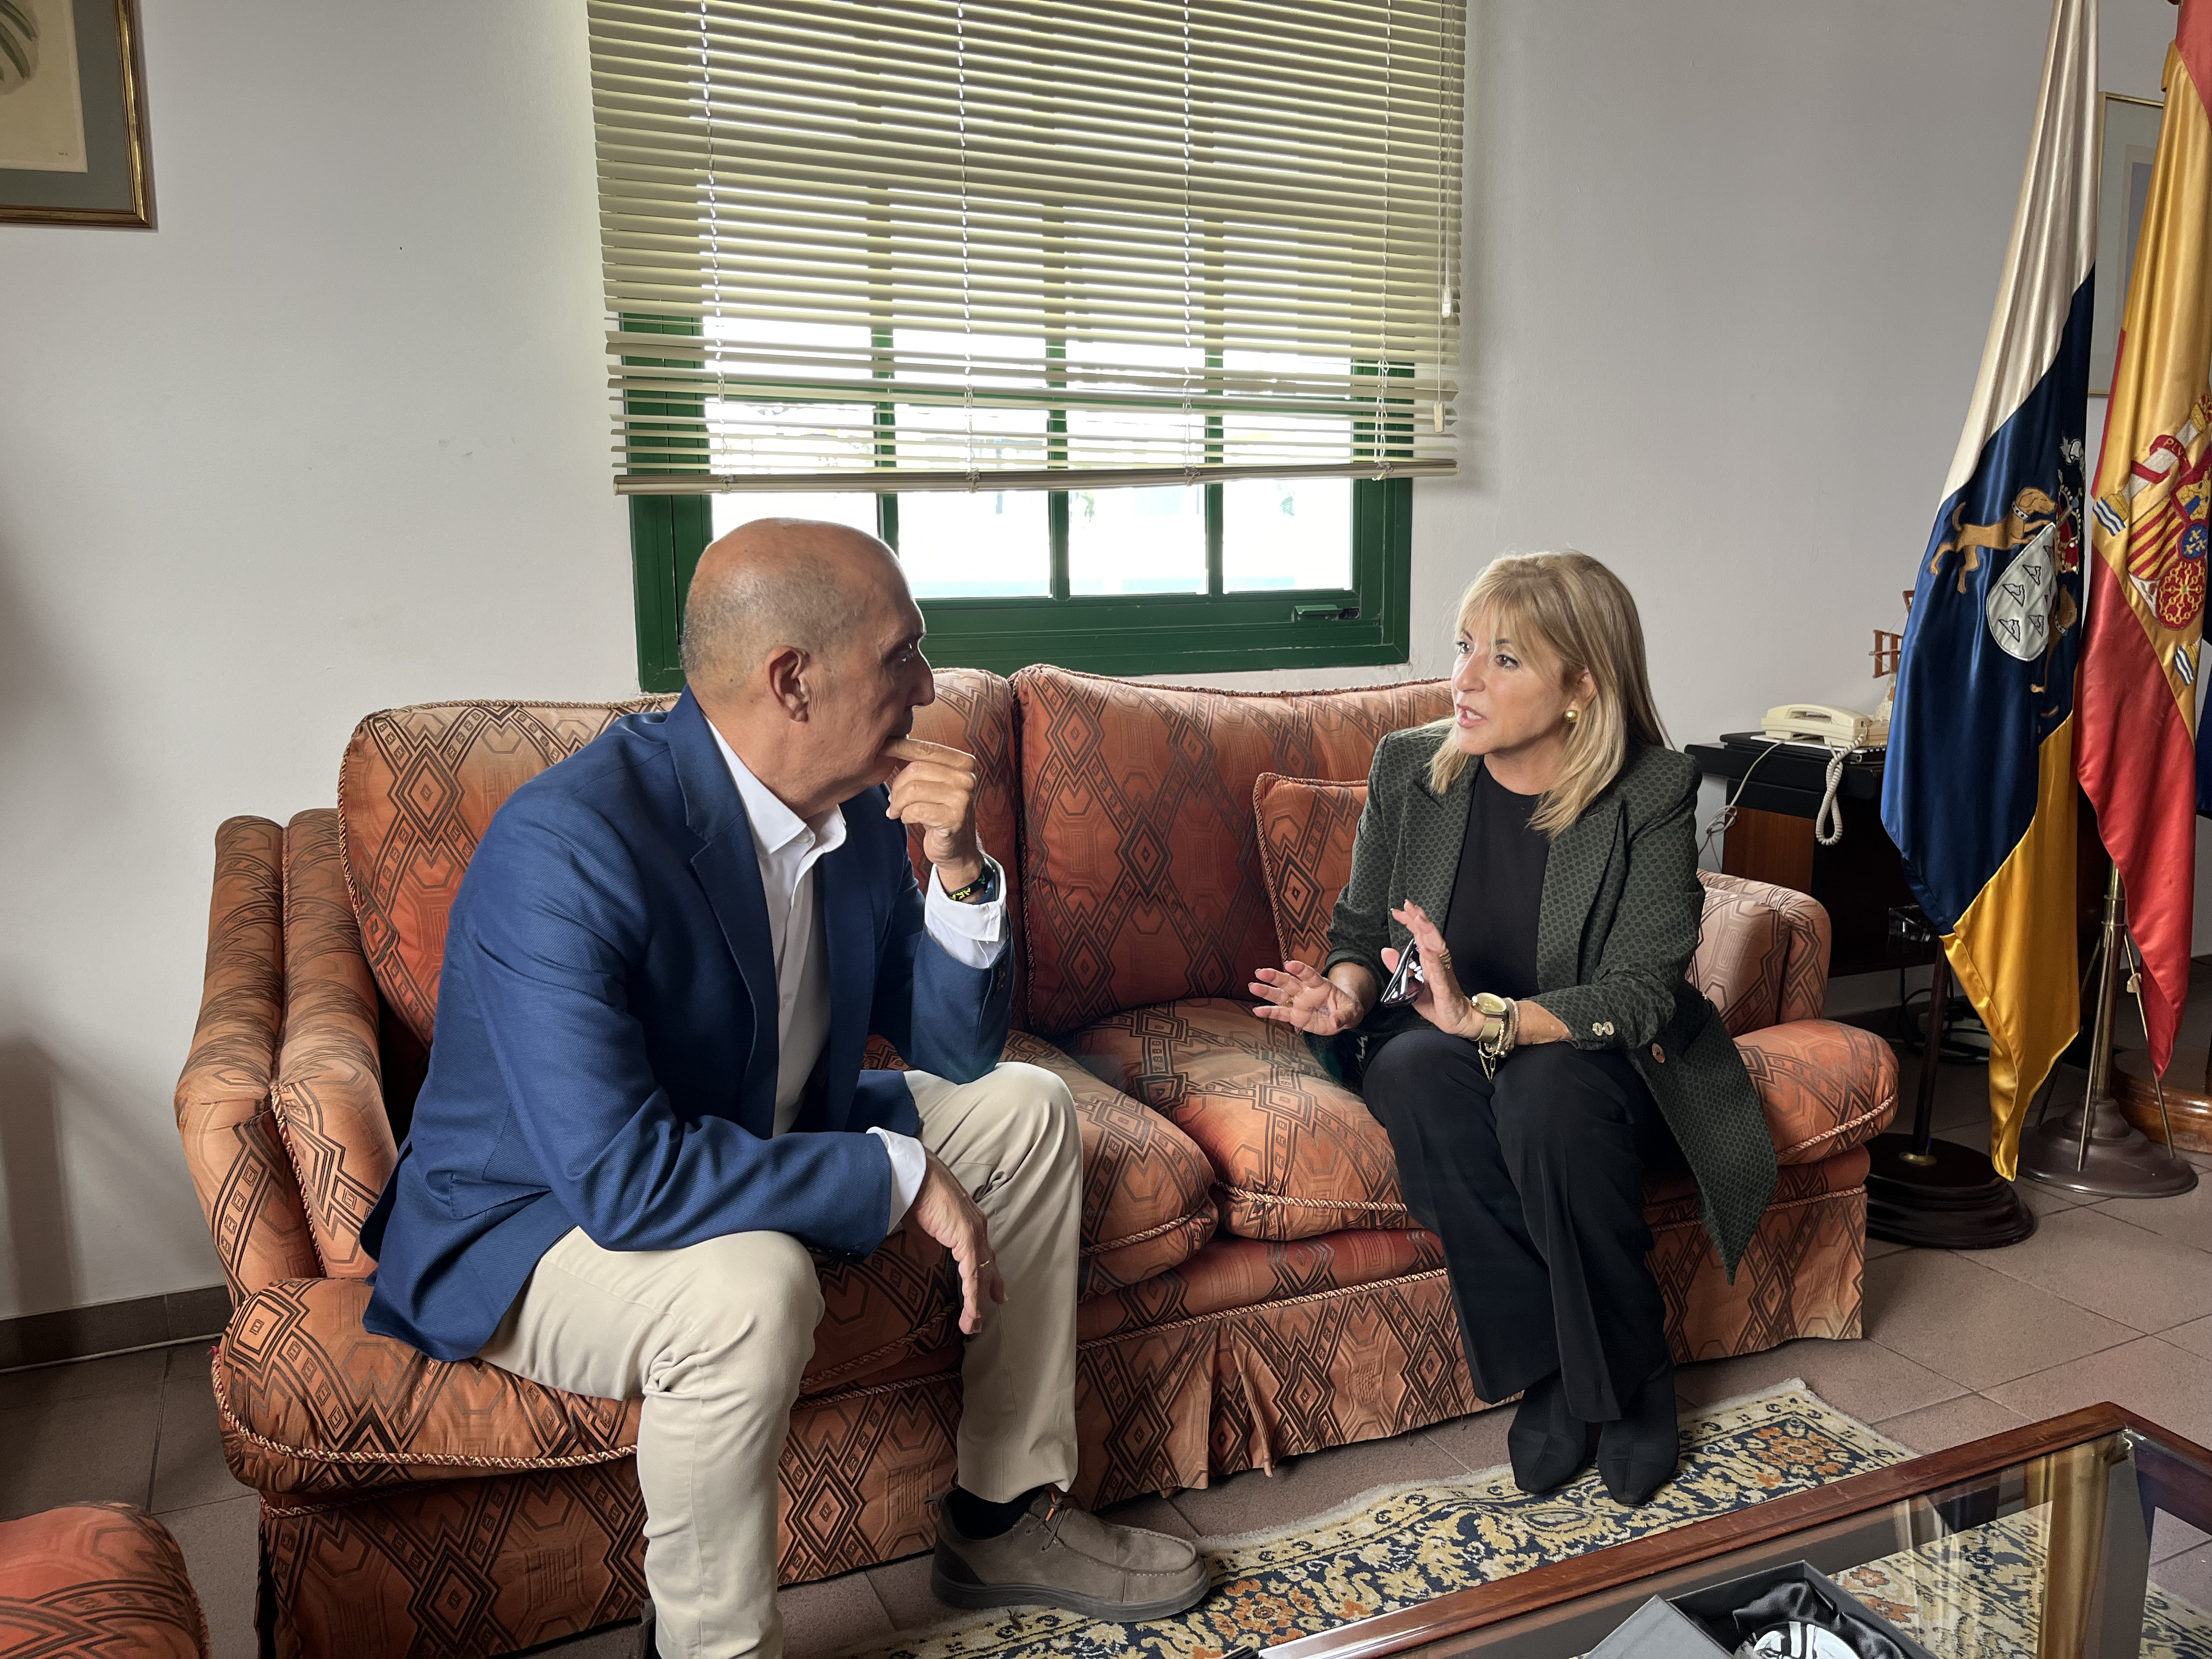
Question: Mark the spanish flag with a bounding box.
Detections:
[2078,1,2212,1083]
[1882,0,2094,1178]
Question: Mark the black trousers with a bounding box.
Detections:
[1362,1029,1680,1424]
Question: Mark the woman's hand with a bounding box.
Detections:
[1388,901,1481,1040]
[1249,961,1365,1035]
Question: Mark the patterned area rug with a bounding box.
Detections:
[849,1383,2212,1659]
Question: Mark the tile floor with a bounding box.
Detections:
[8,1030,2212,1657]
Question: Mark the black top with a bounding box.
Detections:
[1440,761,1549,1001]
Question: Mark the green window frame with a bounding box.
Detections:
[622,324,1415,689]
[627,478,1411,690]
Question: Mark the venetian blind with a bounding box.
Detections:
[590,1,1464,493]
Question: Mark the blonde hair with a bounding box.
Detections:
[1426,550,1669,834]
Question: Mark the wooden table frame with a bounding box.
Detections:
[1264,1404,2211,1659]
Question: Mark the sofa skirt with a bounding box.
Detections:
[246,1169,1866,1657]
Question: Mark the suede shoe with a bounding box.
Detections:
[932,1488,1209,1621]
[1506,1371,1595,1495]
[1595,1360,1679,1506]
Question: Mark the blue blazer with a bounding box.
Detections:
[360,691,1014,1362]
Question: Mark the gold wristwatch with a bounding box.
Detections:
[1471,991,1516,1078]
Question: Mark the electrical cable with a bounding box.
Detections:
[1699,740,1786,865]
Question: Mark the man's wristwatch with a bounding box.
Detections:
[1470,991,1517,1079]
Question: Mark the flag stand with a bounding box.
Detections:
[2020,867,2200,1198]
[1865,913,2037,1249]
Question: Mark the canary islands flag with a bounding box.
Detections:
[1881,0,2094,1179]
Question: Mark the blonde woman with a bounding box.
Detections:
[1249,552,1776,1506]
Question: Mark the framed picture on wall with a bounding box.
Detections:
[0,0,151,228]
[2090,91,2164,396]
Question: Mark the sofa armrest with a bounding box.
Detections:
[273,810,396,1278]
[1734,1019,1899,1165]
[173,817,324,1300]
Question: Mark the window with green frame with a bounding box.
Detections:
[628,476,1409,688]
[592,1,1460,690]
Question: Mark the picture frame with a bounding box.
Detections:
[2090,91,2164,396]
[0,0,152,228]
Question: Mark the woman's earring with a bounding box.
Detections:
[1564,706,1579,727]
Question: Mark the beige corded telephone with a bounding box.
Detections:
[1760,703,1889,751]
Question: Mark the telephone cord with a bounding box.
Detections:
[1702,739,1852,860]
[1814,747,1847,847]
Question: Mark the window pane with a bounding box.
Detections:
[710,491,879,540]
[1222,478,1353,591]
[1068,486,1206,595]
[898,489,1051,596]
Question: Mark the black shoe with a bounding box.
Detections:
[1595,1361,1678,1505]
[1506,1372,1595,1495]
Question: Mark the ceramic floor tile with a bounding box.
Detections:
[0,1391,161,1521]
[2094,1172,2212,1255]
[778,1567,896,1659]
[1421,1406,1514,1478]
[1864,1235,1910,1260]
[2164,1315,2212,1362]
[2154,1511,2212,1565]
[1860,1249,2136,1391]
[0,1345,174,1413]
[1169,1427,1466,1539]
[2017,1178,2092,1217]
[152,1345,254,1514]
[2152,1542,2212,1618]
[1868,1392,2030,1455]
[1927,1091,1987,1135]
[158,1491,258,1659]
[1985,1336,2212,1448]
[1673,1336,1965,1427]
[1970,1205,2212,1334]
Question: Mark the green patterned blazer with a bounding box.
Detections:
[1323,726,1778,1277]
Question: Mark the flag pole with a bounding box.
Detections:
[2019,866,2198,1194]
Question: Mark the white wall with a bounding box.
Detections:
[0,0,2189,1323]
[0,2,633,1323]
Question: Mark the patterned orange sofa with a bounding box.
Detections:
[173,665,1897,1658]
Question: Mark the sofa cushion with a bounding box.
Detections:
[1077,1228,1444,1343]
[0,1504,207,1659]
[217,1223,969,1497]
[865,1031,1218,1297]
[1064,998,1409,1240]
[340,700,665,1047]
[1013,665,1448,1035]
[340,673,1022,1048]
[1254,774,1367,970]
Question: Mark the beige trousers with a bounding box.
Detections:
[477,1063,1082,1659]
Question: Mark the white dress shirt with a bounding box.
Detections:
[709,724,1008,1227]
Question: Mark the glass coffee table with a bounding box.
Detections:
[1266,1404,2212,1659]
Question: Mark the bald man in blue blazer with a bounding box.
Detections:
[361,522,1205,1659]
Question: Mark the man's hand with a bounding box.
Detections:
[906,1149,1005,1335]
[883,737,985,894]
